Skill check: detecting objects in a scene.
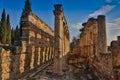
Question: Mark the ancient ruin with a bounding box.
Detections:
[71,16,114,79]
[20,12,54,71]
[73,15,107,58]
[111,36,120,80]
[0,4,70,80]
[53,4,70,75]
[0,1,120,80]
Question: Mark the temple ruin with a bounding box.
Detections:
[0,4,70,80]
[111,36,120,80]
[73,15,107,62]
[0,2,120,80]
[71,15,114,79]
[53,4,70,75]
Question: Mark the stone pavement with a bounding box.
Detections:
[32,65,76,80]
[19,63,104,80]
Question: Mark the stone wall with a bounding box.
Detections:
[0,48,21,80]
[19,12,54,77]
[0,45,53,80]
[73,15,107,63]
[72,15,114,79]
[86,53,114,79]
[0,12,54,80]
[111,36,120,80]
[0,48,12,80]
[74,17,98,63]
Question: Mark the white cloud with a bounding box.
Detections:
[71,23,82,29]
[89,5,115,17]
[107,18,120,45]
[105,0,120,3]
[113,18,120,24]
[107,18,120,30]
[105,0,113,3]
[70,22,83,42]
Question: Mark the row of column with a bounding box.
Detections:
[20,43,54,73]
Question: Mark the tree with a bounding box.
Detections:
[0,9,7,44]
[11,25,20,45]
[11,28,14,45]
[14,25,20,41]
[6,14,11,44]
[23,0,32,13]
[70,37,77,51]
[13,25,20,45]
[72,36,77,45]
[15,25,19,37]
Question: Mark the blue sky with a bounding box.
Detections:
[0,0,120,45]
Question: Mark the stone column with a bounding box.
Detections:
[37,47,41,65]
[30,46,35,69]
[47,47,49,61]
[50,46,53,59]
[53,4,64,75]
[97,15,107,53]
[43,47,45,63]
[48,47,50,61]
[34,47,38,67]
[40,47,43,64]
[117,36,120,41]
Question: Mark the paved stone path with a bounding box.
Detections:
[19,62,96,80]
[32,65,76,80]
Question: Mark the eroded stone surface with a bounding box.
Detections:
[111,36,120,80]
[71,16,114,80]
[53,5,70,75]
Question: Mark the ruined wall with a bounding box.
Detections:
[0,48,21,80]
[86,53,113,79]
[74,18,99,64]
[53,4,70,75]
[0,48,12,80]
[71,15,114,79]
[20,12,54,75]
[73,15,107,63]
[98,15,107,53]
[111,36,120,67]
[0,12,54,80]
[111,36,120,80]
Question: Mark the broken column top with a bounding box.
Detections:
[117,36,120,41]
[98,15,105,17]
[82,18,97,27]
[54,4,63,11]
[97,15,105,20]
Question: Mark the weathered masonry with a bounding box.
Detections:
[53,5,70,75]
[73,15,107,61]
[20,12,54,72]
[111,36,120,80]
[72,15,113,79]
[0,12,54,80]
[0,4,70,80]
